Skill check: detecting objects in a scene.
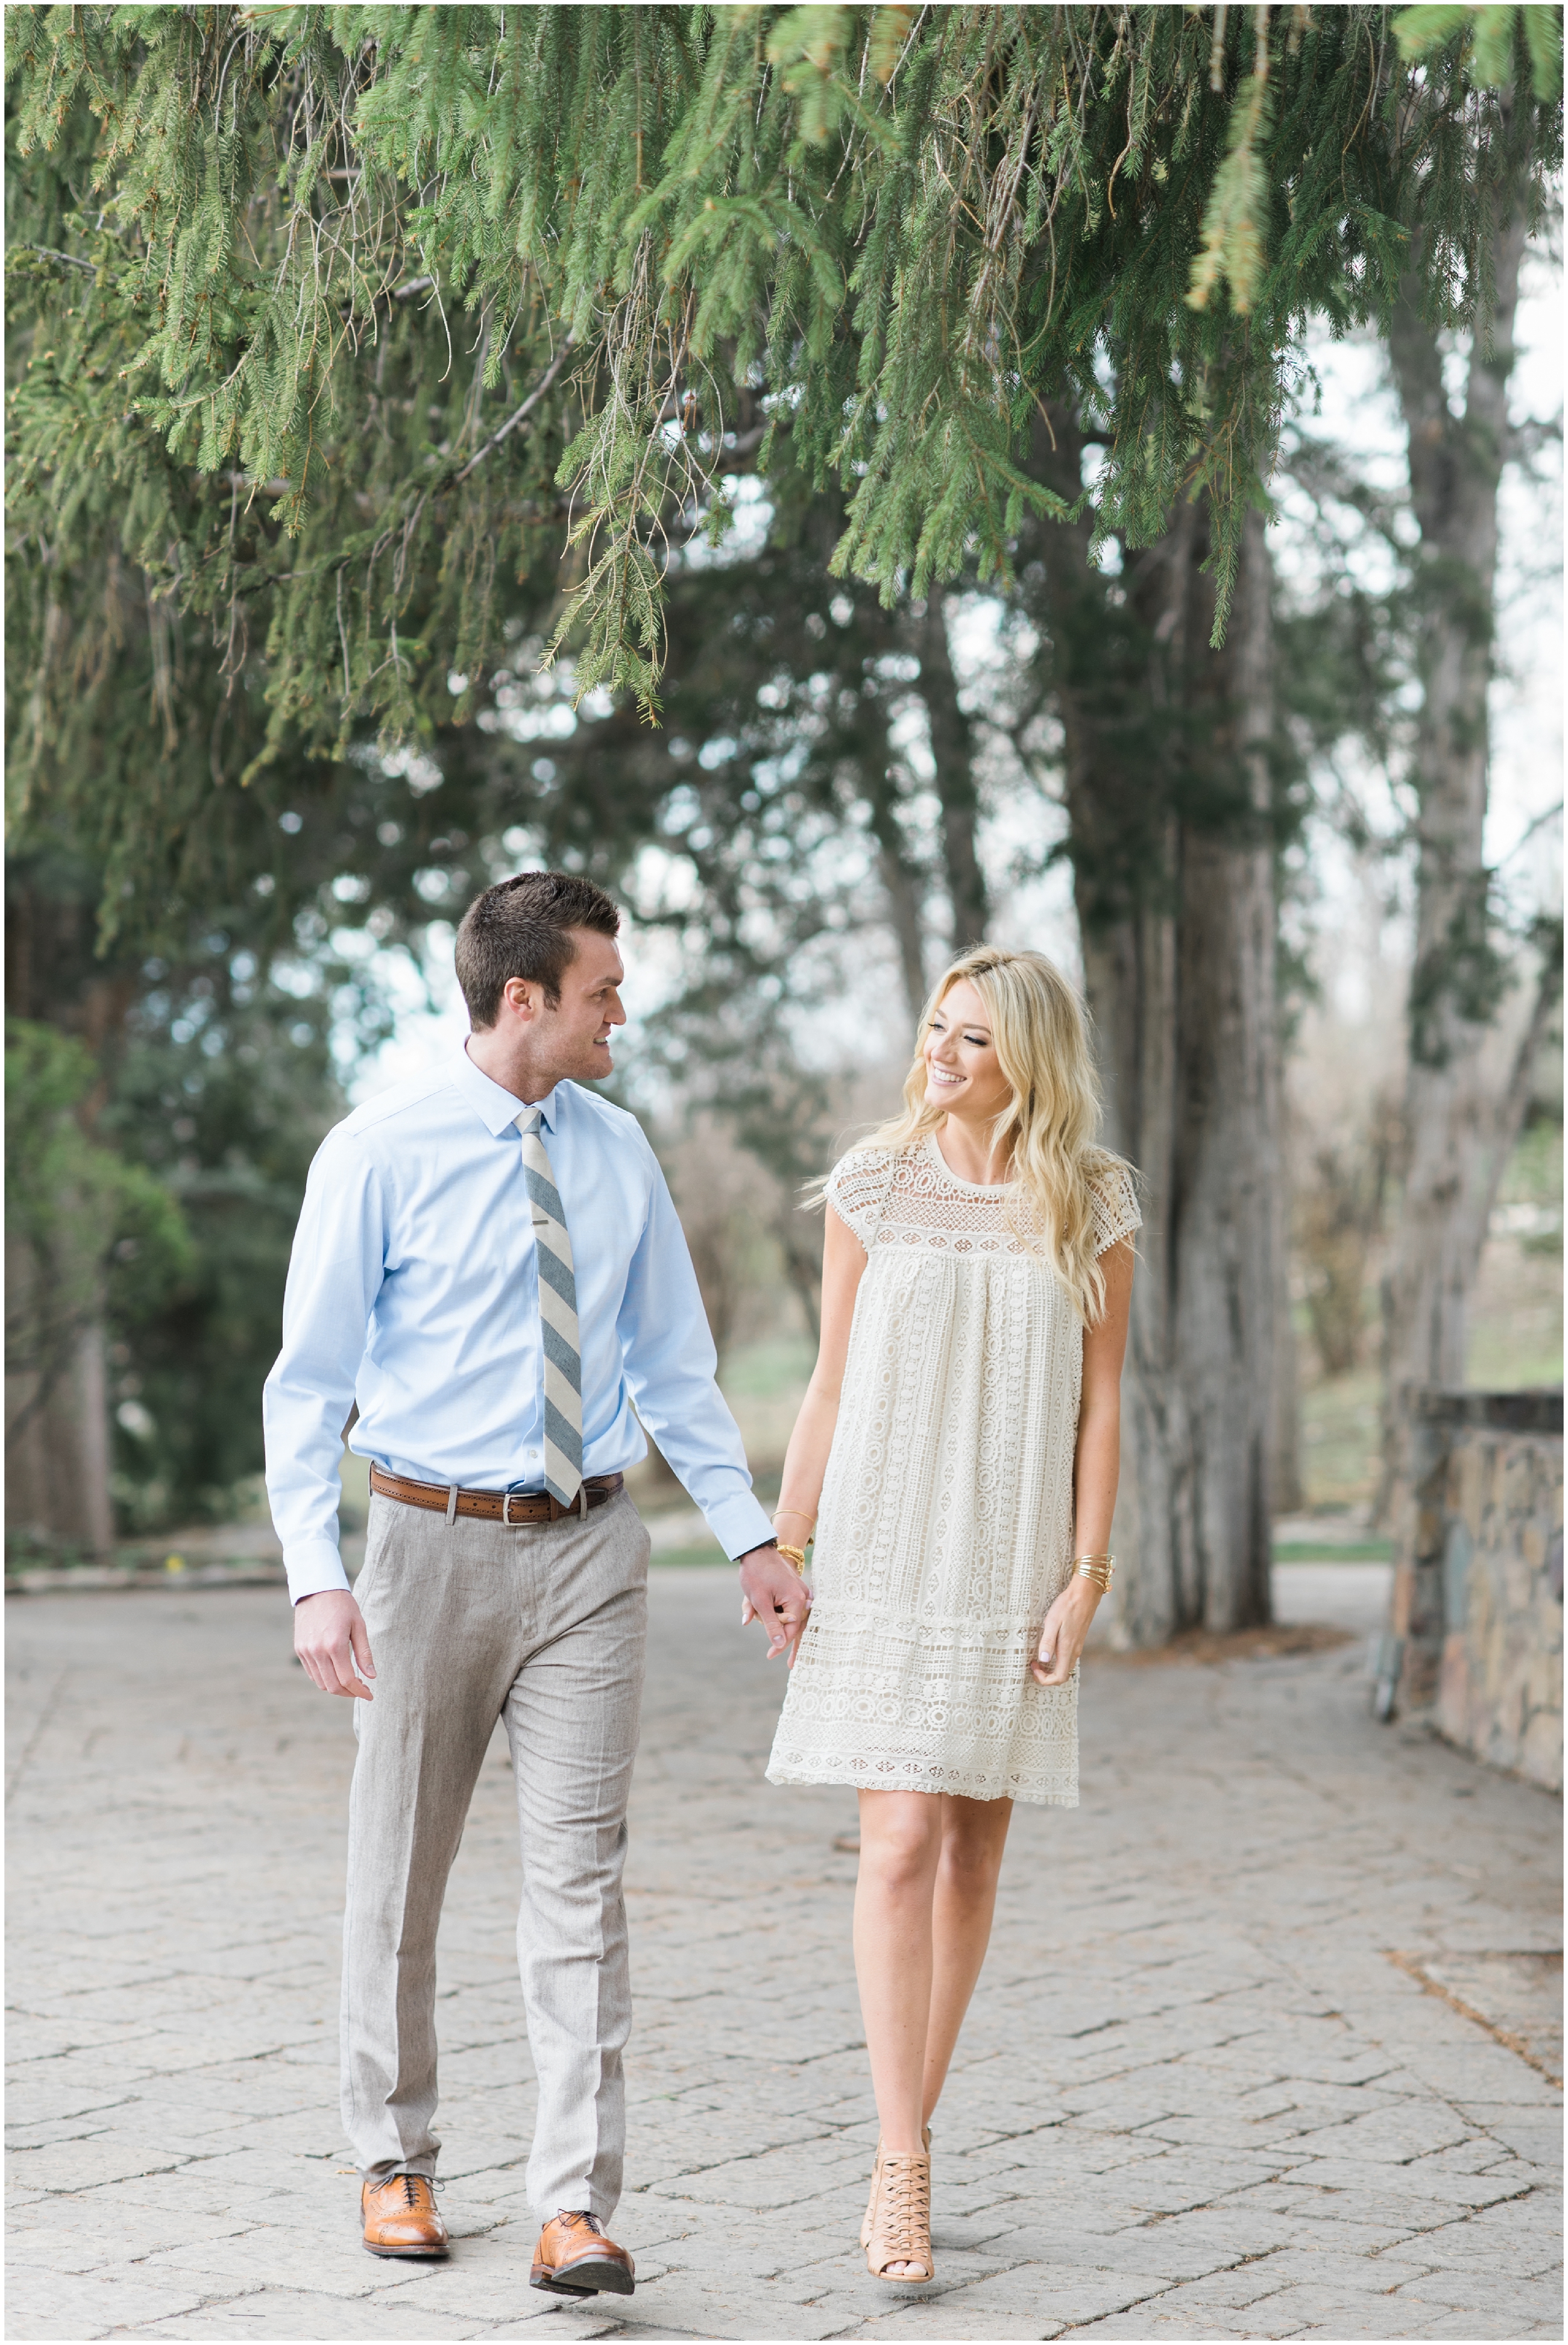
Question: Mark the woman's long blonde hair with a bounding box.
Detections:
[853,944,1130,1326]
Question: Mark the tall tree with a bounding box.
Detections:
[6,834,364,1546]
[6,2,1559,1614]
[1380,179,1562,1460]
[5,1009,191,1555]
[1015,413,1285,1635]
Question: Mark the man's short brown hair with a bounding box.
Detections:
[454,871,622,1028]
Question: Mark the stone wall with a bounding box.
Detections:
[1386,1390,1563,1792]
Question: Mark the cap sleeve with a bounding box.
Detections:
[1088,1161,1141,1257]
[824,1147,898,1250]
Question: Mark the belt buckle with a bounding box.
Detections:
[501,1489,522,1528]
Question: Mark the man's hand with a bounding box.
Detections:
[294,1588,376,1698]
[1030,1580,1099,1688]
[738,1543,812,1665]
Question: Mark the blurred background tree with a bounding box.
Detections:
[5,5,1560,1637]
[1378,146,1563,1492]
[5,1009,191,1555]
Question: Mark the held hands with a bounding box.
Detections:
[294,1588,376,1698]
[738,1543,812,1666]
[1031,1577,1101,1688]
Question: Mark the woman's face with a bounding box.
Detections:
[922,979,1012,1123]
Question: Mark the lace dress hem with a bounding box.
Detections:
[763,1754,1079,1807]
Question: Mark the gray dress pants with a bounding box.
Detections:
[340,1488,649,2223]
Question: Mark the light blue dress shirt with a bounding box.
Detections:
[263,1045,773,1602]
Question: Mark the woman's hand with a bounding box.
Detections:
[738,1545,813,1664]
[1030,1578,1100,1688]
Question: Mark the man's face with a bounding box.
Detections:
[527,928,627,1082]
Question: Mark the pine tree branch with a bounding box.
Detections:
[451,339,576,484]
[14,243,100,275]
[8,3,1559,888]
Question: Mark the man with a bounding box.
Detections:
[265,871,807,2294]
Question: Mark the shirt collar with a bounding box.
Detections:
[451,1043,562,1137]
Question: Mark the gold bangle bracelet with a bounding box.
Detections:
[775,1543,808,1574]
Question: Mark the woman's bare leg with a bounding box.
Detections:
[922,1794,1013,2125]
[855,1789,1012,2276]
[854,1789,943,2162]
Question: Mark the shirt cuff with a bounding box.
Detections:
[285,1539,352,1605]
[702,1490,776,1563]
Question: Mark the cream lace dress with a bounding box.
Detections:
[766,1136,1140,1807]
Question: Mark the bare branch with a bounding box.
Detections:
[452,339,576,484]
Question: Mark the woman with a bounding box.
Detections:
[758,945,1138,2284]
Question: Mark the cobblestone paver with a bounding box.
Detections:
[7,1567,1561,2341]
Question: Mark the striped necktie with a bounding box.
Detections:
[517,1107,583,1510]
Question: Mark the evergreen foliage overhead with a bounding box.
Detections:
[8,4,1557,822]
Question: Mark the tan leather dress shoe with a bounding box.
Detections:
[361,2171,449,2257]
[530,2208,635,2295]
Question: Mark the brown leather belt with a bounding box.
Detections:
[369,1464,624,1525]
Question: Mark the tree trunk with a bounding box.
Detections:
[1025,423,1281,1638]
[859,590,992,1023]
[1273,1234,1305,1515]
[916,583,990,950]
[4,1237,115,1559]
[1380,208,1540,1484]
[3,878,133,1557]
[859,748,931,1024]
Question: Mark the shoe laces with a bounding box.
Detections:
[394,2172,440,2207]
[876,2152,931,2243]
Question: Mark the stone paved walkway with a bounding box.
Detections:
[7,1567,1562,2341]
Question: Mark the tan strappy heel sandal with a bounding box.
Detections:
[864,2148,933,2284]
[861,2125,930,2251]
